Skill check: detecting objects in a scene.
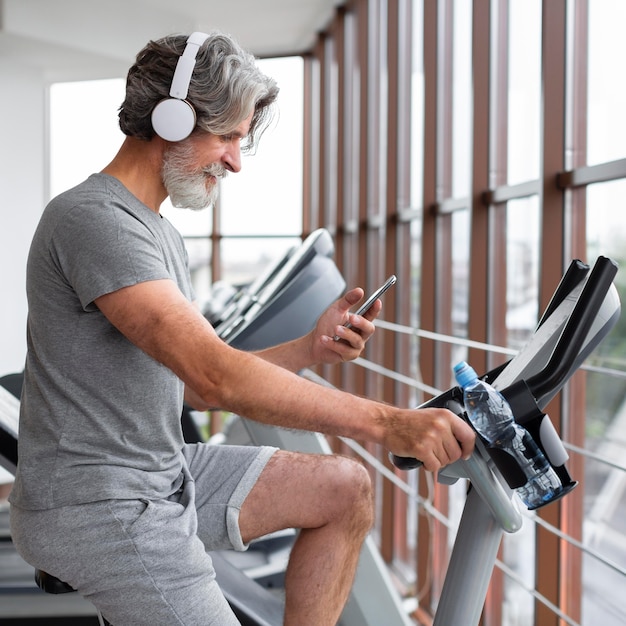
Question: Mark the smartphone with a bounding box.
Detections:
[335,274,397,339]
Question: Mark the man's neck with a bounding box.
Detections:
[101,136,168,213]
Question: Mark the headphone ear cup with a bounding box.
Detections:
[151,98,197,142]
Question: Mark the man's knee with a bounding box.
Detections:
[326,456,374,533]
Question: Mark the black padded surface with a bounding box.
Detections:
[35,569,76,595]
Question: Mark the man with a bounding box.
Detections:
[10,31,474,625]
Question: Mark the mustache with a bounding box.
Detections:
[202,163,227,179]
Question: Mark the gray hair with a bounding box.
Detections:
[118,31,279,152]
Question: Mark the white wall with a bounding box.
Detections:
[0,60,46,377]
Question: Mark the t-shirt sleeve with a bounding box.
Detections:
[50,200,172,310]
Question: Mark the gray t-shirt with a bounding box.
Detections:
[10,173,195,510]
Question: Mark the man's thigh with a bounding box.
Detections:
[236,450,372,545]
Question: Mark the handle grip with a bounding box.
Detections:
[389,453,423,470]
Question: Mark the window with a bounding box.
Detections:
[307,1,626,624]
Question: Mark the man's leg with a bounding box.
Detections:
[238,450,374,626]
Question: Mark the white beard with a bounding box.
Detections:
[161,143,227,211]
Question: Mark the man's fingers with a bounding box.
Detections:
[400,410,476,472]
[360,298,382,322]
[342,287,365,310]
[452,417,476,460]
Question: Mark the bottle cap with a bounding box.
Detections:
[453,361,478,388]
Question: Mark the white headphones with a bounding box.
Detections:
[151,32,210,142]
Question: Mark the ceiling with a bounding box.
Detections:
[0,0,343,82]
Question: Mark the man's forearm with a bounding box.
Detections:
[253,335,314,373]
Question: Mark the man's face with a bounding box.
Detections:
[161,112,253,211]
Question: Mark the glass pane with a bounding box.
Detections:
[410,0,425,210]
[344,11,361,223]
[185,238,212,304]
[323,35,339,228]
[410,218,422,330]
[219,57,304,236]
[506,196,540,349]
[587,0,626,165]
[452,0,473,198]
[161,201,212,237]
[501,524,536,625]
[583,180,626,625]
[343,10,360,225]
[219,237,300,288]
[451,208,470,346]
[507,0,541,185]
[49,79,126,198]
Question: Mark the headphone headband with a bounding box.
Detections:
[169,32,210,99]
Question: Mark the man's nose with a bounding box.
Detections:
[222,145,242,173]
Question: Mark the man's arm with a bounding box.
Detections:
[95,279,475,472]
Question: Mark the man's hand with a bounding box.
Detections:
[308,287,382,365]
[382,408,476,473]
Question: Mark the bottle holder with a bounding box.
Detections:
[465,378,577,509]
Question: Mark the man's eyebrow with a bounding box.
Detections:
[222,129,247,140]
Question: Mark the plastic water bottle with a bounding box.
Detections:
[453,361,562,510]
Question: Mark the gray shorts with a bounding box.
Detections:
[10,443,277,625]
